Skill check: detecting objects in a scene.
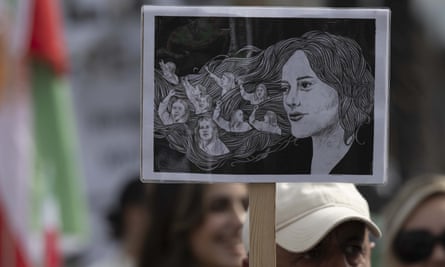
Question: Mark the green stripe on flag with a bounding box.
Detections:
[31,61,88,238]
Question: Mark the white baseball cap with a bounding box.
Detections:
[242,183,381,253]
[276,183,381,253]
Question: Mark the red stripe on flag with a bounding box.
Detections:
[15,243,28,267]
[0,202,29,267]
[44,229,61,267]
[28,0,68,74]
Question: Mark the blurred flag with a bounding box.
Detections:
[0,0,88,266]
[28,0,88,265]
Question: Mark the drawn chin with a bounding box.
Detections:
[290,126,310,139]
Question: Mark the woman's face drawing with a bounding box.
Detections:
[161,62,172,75]
[198,95,210,110]
[256,84,266,99]
[172,100,186,121]
[190,184,248,267]
[282,50,339,138]
[221,73,234,88]
[199,119,215,142]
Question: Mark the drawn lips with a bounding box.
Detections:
[288,112,305,122]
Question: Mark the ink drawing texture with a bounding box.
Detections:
[150,17,377,176]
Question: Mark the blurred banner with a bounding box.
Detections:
[0,0,88,266]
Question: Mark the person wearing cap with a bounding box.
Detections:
[243,183,381,267]
[382,174,445,267]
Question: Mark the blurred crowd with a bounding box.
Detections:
[85,177,445,267]
[3,0,445,267]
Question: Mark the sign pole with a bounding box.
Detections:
[249,183,276,267]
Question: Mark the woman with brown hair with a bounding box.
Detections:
[139,183,248,267]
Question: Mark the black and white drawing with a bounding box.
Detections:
[142,6,390,183]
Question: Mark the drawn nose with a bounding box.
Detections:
[284,87,301,109]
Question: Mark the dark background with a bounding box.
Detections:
[155,17,375,75]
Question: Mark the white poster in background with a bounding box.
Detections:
[141,6,390,183]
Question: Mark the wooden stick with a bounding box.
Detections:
[249,183,276,267]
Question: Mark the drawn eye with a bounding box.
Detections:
[280,82,290,94]
[299,80,313,91]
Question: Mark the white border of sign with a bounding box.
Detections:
[141,6,390,183]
